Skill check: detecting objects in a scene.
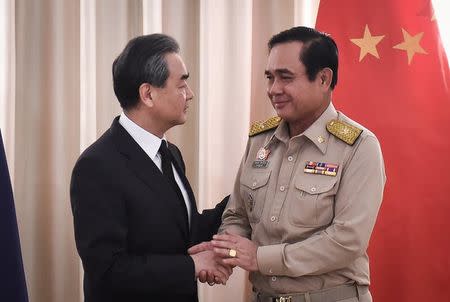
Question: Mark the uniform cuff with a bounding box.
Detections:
[218,225,249,237]
[257,244,287,275]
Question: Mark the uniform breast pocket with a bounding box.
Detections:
[288,177,337,227]
[240,171,271,223]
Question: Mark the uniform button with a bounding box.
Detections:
[252,182,257,187]
[287,156,293,162]
[269,269,273,274]
[280,185,285,192]
[311,187,317,192]
[270,216,276,222]
[271,276,277,282]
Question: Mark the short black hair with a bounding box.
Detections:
[112,34,180,109]
[268,26,338,89]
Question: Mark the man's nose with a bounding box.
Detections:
[186,84,194,100]
[268,79,282,96]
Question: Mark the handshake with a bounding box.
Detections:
[188,232,259,286]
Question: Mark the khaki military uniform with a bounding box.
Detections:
[220,103,386,301]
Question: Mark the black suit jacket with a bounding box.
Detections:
[70,117,228,302]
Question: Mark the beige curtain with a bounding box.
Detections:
[0,1,319,301]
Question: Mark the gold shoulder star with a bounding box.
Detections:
[393,28,427,65]
[350,25,385,62]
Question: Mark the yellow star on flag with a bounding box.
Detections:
[350,24,385,62]
[393,28,427,65]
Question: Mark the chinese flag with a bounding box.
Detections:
[316,0,450,301]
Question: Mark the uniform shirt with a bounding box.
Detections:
[220,102,386,294]
[119,112,192,225]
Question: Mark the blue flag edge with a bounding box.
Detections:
[0,130,29,302]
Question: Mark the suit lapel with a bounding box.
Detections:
[109,117,189,240]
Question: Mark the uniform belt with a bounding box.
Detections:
[256,283,368,302]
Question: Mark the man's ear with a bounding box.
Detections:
[319,68,333,88]
[139,83,154,107]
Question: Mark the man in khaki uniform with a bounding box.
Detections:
[194,26,386,301]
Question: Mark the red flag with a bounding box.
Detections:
[316,0,450,301]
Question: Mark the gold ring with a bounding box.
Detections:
[228,248,237,258]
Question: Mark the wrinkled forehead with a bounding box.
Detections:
[266,41,305,72]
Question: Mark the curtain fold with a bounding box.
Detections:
[163,0,201,191]
[198,1,253,300]
[0,1,320,301]
[14,0,81,301]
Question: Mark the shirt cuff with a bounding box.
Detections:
[257,244,287,275]
[219,225,251,238]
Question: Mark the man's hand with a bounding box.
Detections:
[211,232,259,272]
[189,242,217,284]
[190,250,232,285]
[188,241,213,255]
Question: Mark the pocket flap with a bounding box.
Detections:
[240,171,271,190]
[295,177,337,194]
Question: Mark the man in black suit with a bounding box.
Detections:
[70,34,229,302]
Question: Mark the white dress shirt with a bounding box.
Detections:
[119,112,191,225]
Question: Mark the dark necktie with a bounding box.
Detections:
[158,141,185,205]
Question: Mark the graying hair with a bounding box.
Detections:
[112,34,180,109]
[144,55,170,88]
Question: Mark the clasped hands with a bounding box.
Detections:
[189,232,258,286]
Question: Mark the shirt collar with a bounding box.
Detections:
[119,112,165,160]
[272,102,338,154]
[273,120,290,145]
[302,102,337,154]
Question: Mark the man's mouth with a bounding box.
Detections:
[272,99,289,109]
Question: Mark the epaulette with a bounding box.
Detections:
[326,119,362,146]
[249,116,281,137]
